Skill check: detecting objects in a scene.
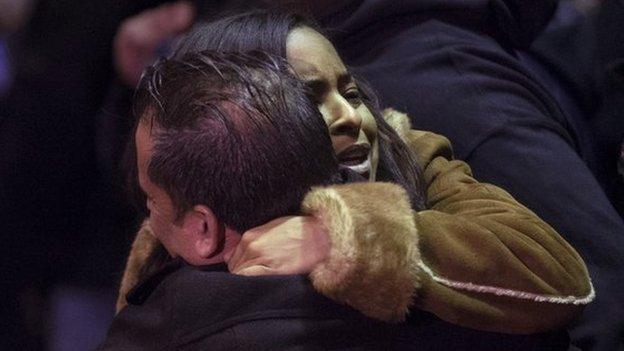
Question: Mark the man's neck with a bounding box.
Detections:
[185,227,241,267]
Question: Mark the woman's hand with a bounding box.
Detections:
[225,216,331,276]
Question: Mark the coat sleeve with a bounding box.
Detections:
[409,130,593,333]
[302,129,594,333]
[301,181,421,323]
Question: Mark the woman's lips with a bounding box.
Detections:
[337,143,370,175]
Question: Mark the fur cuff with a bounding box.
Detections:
[116,221,160,313]
[301,182,421,322]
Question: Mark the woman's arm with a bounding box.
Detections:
[296,123,593,333]
[408,129,594,332]
[300,181,421,322]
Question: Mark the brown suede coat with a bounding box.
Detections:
[117,110,593,334]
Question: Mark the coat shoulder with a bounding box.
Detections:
[382,108,453,167]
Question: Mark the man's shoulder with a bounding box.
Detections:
[165,265,355,313]
[165,265,318,300]
[162,266,363,325]
[100,265,378,350]
[156,266,386,349]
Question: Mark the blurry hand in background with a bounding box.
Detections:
[0,0,35,35]
[114,0,195,86]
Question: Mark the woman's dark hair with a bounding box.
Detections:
[172,10,427,210]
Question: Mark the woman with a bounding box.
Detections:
[118,10,593,333]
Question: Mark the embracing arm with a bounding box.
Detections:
[301,126,593,333]
[410,132,593,332]
[300,182,421,322]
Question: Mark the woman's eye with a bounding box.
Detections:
[306,91,321,105]
[304,81,325,105]
[344,88,362,106]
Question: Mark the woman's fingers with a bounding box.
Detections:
[227,217,291,272]
[230,256,271,275]
[225,228,263,272]
[226,215,331,276]
[235,265,274,276]
[225,237,248,273]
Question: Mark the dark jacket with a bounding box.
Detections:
[320,1,624,349]
[99,260,570,351]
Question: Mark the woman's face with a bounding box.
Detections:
[286,26,378,181]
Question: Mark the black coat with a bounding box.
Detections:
[98,260,569,351]
[321,1,624,349]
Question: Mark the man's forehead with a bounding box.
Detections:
[135,120,156,191]
[136,121,155,153]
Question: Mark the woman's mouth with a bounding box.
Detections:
[337,144,371,176]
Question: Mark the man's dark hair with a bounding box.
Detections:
[133,50,340,232]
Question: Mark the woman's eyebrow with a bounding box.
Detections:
[337,72,354,88]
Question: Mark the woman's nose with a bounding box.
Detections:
[328,99,362,137]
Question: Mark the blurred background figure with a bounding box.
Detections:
[530,4,624,348]
[0,40,9,95]
[534,0,624,221]
[0,2,239,350]
[0,1,190,350]
[0,0,35,95]
[574,0,603,12]
[588,0,624,219]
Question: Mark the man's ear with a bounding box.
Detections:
[185,205,223,259]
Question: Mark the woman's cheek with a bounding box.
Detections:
[317,103,333,127]
[358,106,378,140]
